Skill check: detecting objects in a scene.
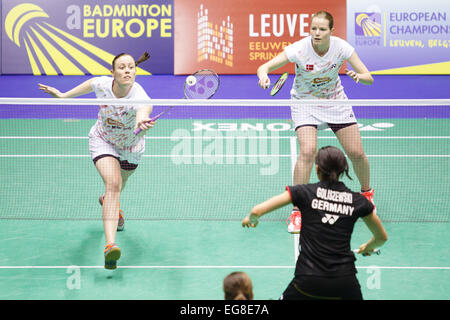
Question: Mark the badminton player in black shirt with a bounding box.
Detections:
[242,146,387,300]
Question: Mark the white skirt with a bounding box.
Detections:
[88,126,145,165]
[290,93,357,130]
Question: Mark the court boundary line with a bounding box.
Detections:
[0,265,449,270]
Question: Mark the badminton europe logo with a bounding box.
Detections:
[355,13,382,36]
[197,4,233,67]
[4,3,150,75]
[355,12,382,46]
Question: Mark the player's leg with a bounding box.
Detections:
[293,125,318,185]
[119,162,137,191]
[95,156,122,244]
[334,124,376,210]
[334,124,370,191]
[287,126,318,234]
[95,156,124,269]
[98,160,137,230]
[116,165,137,231]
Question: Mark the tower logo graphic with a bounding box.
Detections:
[197,4,233,67]
[4,3,151,75]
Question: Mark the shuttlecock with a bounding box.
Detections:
[186,75,197,86]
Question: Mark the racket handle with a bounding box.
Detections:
[353,248,380,256]
[133,115,160,135]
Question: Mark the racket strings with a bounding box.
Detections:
[184,70,219,99]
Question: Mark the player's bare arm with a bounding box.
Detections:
[242,191,292,228]
[257,52,290,89]
[135,105,155,134]
[346,51,374,85]
[38,78,94,98]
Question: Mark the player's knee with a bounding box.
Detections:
[299,148,316,163]
[105,178,122,193]
[347,149,366,162]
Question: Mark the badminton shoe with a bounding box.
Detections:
[361,188,377,214]
[287,209,302,234]
[99,195,125,231]
[104,243,121,270]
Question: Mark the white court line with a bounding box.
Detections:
[0,265,448,270]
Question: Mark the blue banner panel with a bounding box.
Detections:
[1,0,174,74]
[347,0,450,74]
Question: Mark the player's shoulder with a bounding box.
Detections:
[287,36,310,49]
[296,36,311,47]
[331,36,354,49]
[132,81,144,91]
[331,35,346,43]
[129,81,151,99]
[92,76,112,87]
[289,182,320,193]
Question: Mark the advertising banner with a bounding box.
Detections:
[174,0,346,74]
[347,0,450,74]
[1,0,174,75]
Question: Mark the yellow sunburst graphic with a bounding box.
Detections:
[356,13,381,37]
[4,3,151,75]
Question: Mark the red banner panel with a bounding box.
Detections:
[174,0,346,74]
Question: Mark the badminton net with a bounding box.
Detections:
[0,97,449,223]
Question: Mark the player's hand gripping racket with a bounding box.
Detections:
[134,69,219,135]
[353,248,381,257]
[260,72,288,96]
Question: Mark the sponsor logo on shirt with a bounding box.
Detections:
[306,64,314,71]
[321,214,340,225]
[311,77,332,87]
[313,77,331,84]
[106,118,125,128]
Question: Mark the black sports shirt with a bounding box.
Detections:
[286,181,374,277]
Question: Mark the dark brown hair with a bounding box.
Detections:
[112,52,150,70]
[312,11,334,29]
[223,272,254,300]
[315,146,352,182]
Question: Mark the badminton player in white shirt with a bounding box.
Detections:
[38,52,154,269]
[257,11,375,234]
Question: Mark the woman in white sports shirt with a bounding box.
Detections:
[38,52,154,270]
[257,11,375,234]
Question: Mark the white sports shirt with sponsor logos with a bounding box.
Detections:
[284,36,356,125]
[90,76,150,152]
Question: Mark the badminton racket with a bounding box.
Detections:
[266,72,288,96]
[134,69,219,135]
[352,248,381,257]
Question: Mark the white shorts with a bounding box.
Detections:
[88,130,145,167]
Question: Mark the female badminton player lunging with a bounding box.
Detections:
[257,11,375,234]
[38,52,154,270]
[242,146,388,300]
